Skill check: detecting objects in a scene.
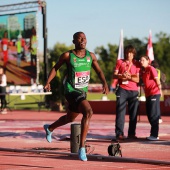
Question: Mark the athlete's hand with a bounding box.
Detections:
[102,83,109,95]
[44,83,51,92]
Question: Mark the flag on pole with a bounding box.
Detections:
[117,29,124,60]
[146,30,154,61]
[111,30,124,90]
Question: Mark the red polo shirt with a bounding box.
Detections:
[141,65,160,97]
[115,59,140,91]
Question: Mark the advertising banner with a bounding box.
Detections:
[0,11,37,85]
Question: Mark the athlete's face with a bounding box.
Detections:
[73,33,87,49]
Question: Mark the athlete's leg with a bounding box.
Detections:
[44,110,79,143]
[78,100,93,148]
[48,110,79,132]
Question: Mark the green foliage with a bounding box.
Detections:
[0,29,6,38]
[154,32,170,82]
[124,37,146,60]
[0,29,26,39]
[8,95,48,110]
[38,62,45,85]
[93,44,118,85]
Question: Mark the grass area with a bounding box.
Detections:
[7,93,116,110]
[7,90,166,110]
[87,92,116,100]
[7,95,46,110]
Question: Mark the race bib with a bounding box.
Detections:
[75,71,90,88]
[3,44,7,51]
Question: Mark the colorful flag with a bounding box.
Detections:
[111,30,124,90]
[117,29,124,60]
[146,30,154,61]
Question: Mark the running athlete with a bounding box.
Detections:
[140,55,161,141]
[43,32,109,161]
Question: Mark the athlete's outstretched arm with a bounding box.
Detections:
[44,52,69,91]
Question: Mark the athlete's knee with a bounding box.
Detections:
[68,116,76,122]
[65,111,78,123]
[65,114,76,123]
[84,107,93,119]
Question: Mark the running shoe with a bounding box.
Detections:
[78,147,87,161]
[159,119,163,123]
[44,124,52,143]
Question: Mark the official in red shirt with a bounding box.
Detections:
[140,55,161,141]
[112,45,140,140]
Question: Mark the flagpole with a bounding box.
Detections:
[117,29,124,60]
[111,30,124,92]
[146,30,154,61]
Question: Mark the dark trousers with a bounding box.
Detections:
[0,86,7,110]
[146,94,160,137]
[115,87,139,137]
[31,54,37,66]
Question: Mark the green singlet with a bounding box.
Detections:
[64,50,92,94]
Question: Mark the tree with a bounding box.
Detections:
[154,32,170,82]
[93,44,118,86]
[124,37,146,60]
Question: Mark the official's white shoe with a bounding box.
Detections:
[146,136,159,141]
[0,109,7,114]
[159,119,163,123]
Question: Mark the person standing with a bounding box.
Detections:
[30,27,37,67]
[112,45,140,140]
[140,56,161,141]
[1,31,9,68]
[0,67,7,114]
[16,34,22,67]
[43,32,109,161]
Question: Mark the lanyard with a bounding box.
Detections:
[124,61,132,73]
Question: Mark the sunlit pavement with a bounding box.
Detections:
[0,110,170,170]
